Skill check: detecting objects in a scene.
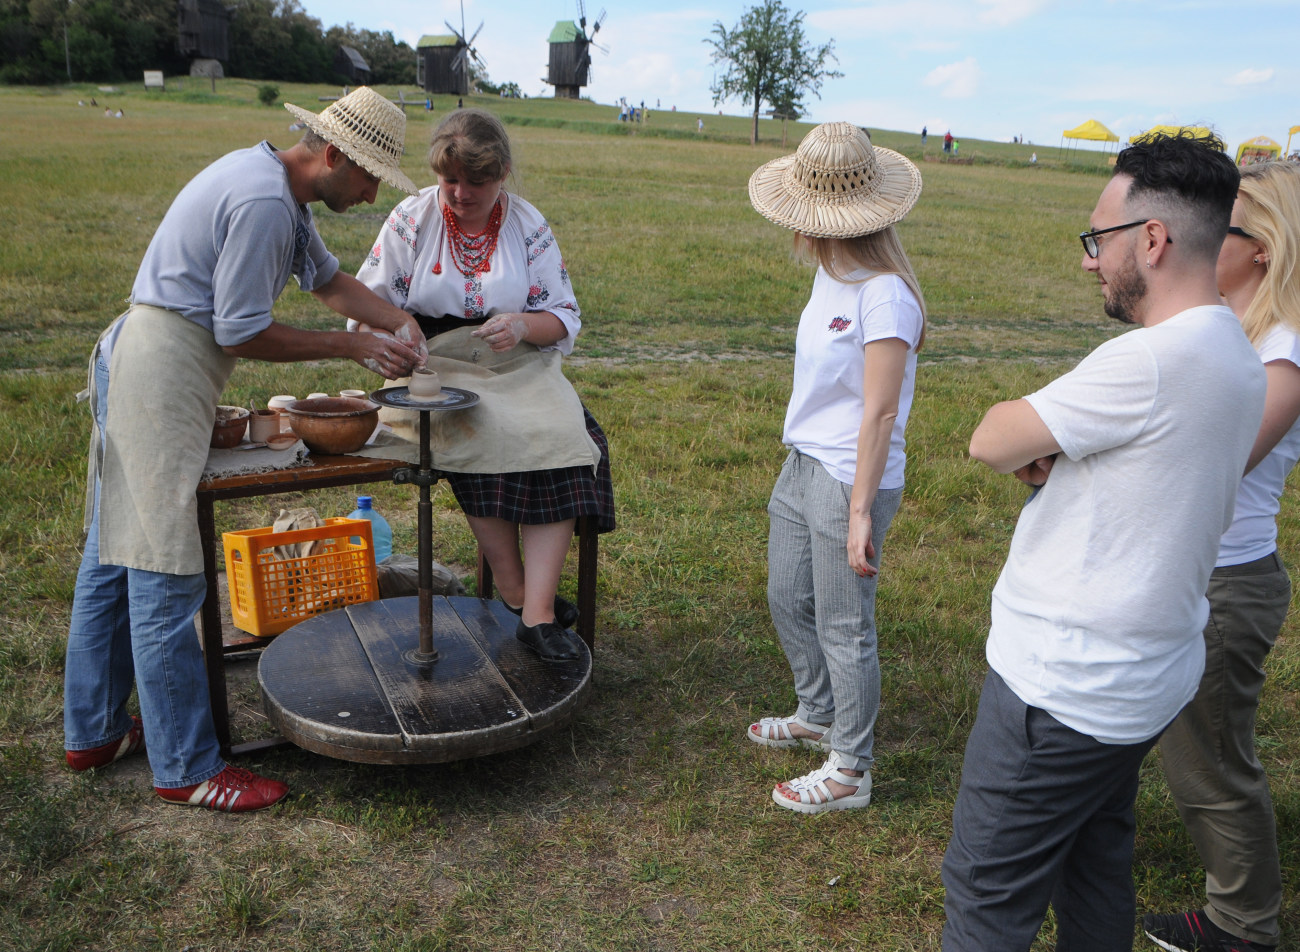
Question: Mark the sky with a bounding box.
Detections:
[299,0,1298,154]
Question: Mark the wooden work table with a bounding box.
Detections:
[195,453,598,759]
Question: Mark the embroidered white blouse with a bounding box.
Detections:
[355,186,581,355]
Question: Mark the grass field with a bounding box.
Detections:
[0,81,1295,951]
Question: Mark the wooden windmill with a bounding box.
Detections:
[546,1,606,99]
[417,1,485,96]
[177,0,231,76]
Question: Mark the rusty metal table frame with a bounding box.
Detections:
[196,454,599,759]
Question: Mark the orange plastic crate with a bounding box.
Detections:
[223,518,379,637]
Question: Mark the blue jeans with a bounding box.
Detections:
[63,351,225,788]
[766,449,902,771]
[942,670,1160,951]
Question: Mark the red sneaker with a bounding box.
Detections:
[66,716,146,771]
[155,766,288,813]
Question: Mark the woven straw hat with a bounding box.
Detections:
[749,122,921,238]
[284,87,418,195]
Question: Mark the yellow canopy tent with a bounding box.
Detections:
[1235,136,1282,166]
[1286,124,1300,159]
[1129,125,1217,145]
[1061,119,1119,156]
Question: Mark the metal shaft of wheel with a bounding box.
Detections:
[416,409,437,661]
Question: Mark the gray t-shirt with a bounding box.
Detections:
[127,141,339,347]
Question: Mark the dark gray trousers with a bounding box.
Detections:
[942,670,1161,951]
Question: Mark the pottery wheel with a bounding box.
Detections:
[258,595,591,764]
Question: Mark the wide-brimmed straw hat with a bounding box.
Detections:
[284,87,418,195]
[749,122,921,238]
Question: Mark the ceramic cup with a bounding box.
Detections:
[407,368,442,402]
[248,408,281,443]
[339,389,368,400]
[267,395,297,432]
[307,392,329,400]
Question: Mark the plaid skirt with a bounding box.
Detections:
[443,406,615,533]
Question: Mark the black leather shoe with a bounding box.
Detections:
[515,619,580,662]
[503,596,579,630]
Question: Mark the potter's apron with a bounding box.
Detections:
[380,326,599,474]
[89,304,236,575]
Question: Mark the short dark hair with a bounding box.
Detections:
[1113,131,1239,261]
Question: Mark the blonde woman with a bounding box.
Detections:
[746,123,924,813]
[1144,162,1300,952]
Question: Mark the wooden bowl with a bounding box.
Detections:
[285,396,378,454]
[210,405,250,448]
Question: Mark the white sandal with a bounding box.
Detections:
[772,751,872,814]
[747,714,832,751]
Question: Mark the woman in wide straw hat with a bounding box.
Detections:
[746,121,925,813]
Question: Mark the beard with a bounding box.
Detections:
[1101,255,1147,325]
[316,160,358,213]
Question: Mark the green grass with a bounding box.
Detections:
[0,82,1295,951]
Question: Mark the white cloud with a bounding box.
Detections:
[923,57,981,98]
[807,2,973,37]
[1226,67,1275,86]
[976,0,1051,27]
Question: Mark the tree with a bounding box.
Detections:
[705,0,840,145]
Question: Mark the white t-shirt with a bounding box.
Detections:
[986,305,1266,744]
[782,270,923,489]
[1218,323,1300,566]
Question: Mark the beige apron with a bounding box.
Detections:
[379,326,599,474]
[93,305,236,575]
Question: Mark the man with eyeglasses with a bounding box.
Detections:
[941,134,1267,951]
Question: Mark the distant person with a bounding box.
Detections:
[921,125,927,145]
[62,87,426,814]
[746,122,925,813]
[457,97,463,109]
[1029,152,1037,164]
[943,130,953,153]
[952,140,959,156]
[697,118,704,133]
[941,133,1264,950]
[1142,161,1300,952]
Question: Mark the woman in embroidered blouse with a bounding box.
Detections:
[745,123,925,814]
[354,109,614,663]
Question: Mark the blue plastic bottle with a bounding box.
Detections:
[347,495,392,563]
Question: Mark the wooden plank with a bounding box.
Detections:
[450,596,591,732]
[258,609,406,751]
[346,597,533,753]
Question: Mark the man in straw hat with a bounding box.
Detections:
[63,87,426,813]
[942,133,1265,949]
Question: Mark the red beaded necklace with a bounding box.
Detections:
[438,197,503,277]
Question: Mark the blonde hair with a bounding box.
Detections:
[1236,162,1300,345]
[796,227,927,349]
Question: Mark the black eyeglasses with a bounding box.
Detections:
[1079,220,1173,259]
[1226,226,1256,240]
